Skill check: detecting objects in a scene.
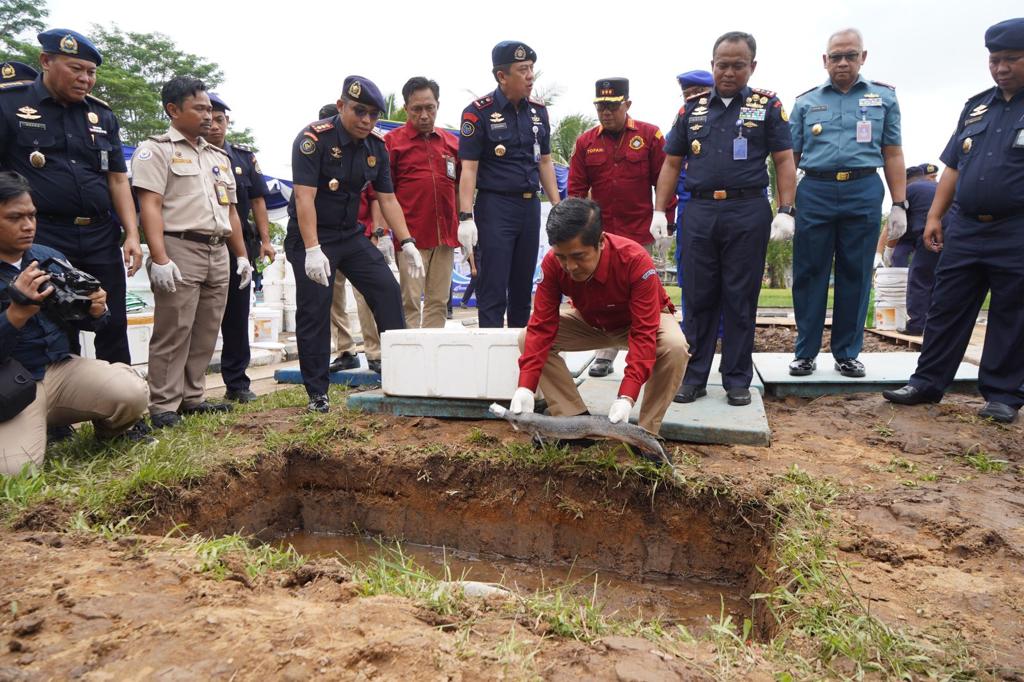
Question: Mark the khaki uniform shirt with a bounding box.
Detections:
[131,126,237,235]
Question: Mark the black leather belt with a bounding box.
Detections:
[36,212,110,226]
[479,188,537,199]
[166,231,226,246]
[961,212,1011,223]
[803,168,876,182]
[691,188,764,200]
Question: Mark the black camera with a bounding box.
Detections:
[4,257,102,322]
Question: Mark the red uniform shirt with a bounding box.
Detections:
[359,186,376,236]
[518,233,674,401]
[568,118,674,246]
[384,121,459,249]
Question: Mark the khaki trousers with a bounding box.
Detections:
[146,238,229,414]
[597,242,657,365]
[518,310,688,434]
[398,245,454,329]
[330,273,380,360]
[0,357,148,474]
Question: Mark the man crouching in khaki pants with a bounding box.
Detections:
[0,171,148,474]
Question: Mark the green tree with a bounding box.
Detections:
[764,158,793,288]
[382,93,408,123]
[0,0,47,64]
[549,112,596,166]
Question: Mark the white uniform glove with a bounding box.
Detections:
[882,246,894,267]
[304,245,331,287]
[509,387,535,415]
[873,252,885,269]
[150,259,183,293]
[649,211,668,241]
[608,397,633,424]
[770,213,795,241]
[235,257,253,289]
[377,235,396,265]
[401,241,425,279]
[887,205,908,241]
[458,219,478,255]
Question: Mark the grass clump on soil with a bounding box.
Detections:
[959,445,1008,474]
[172,530,305,581]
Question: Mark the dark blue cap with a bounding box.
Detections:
[907,163,939,179]
[1,61,38,83]
[37,28,102,66]
[342,75,385,112]
[676,70,713,88]
[491,41,536,68]
[985,18,1024,51]
[208,92,230,112]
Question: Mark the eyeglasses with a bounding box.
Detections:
[350,104,382,121]
[827,51,862,64]
[595,101,623,111]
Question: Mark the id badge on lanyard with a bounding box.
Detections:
[733,120,748,160]
[445,155,456,179]
[856,107,872,144]
[532,126,541,163]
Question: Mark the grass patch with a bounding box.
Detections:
[665,286,990,312]
[173,531,305,580]
[960,445,1008,474]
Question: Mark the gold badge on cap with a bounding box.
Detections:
[367,155,377,168]
[691,139,701,155]
[514,45,527,60]
[962,137,972,153]
[60,34,79,54]
[1,64,14,79]
[87,112,99,124]
[328,178,339,191]
[29,151,45,168]
[811,123,823,136]
[330,146,342,159]
[494,144,506,157]
[348,80,362,99]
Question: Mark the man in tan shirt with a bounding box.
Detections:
[131,76,252,429]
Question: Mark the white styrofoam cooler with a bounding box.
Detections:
[381,328,522,400]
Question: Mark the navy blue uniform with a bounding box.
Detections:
[459,88,551,328]
[0,77,130,364]
[891,179,943,333]
[664,86,792,390]
[284,117,404,397]
[219,141,269,393]
[908,87,1024,408]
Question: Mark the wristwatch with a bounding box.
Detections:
[778,205,796,216]
[458,211,473,221]
[399,237,416,247]
[892,200,909,210]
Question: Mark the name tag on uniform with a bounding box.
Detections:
[490,122,508,131]
[100,150,109,171]
[739,107,766,121]
[858,98,883,107]
[215,182,230,206]
[733,136,748,160]
[856,119,872,143]
[445,155,456,179]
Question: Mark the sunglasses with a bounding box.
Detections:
[827,51,862,64]
[595,101,623,111]
[350,104,382,121]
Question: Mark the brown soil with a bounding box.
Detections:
[1,342,1022,679]
[754,323,904,353]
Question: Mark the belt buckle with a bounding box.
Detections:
[522,192,533,199]
[209,234,223,245]
[978,214,994,222]
[835,171,851,182]
[73,216,92,226]
[713,190,728,200]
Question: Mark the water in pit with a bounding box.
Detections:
[279,531,750,630]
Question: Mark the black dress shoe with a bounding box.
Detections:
[225,388,257,403]
[307,394,330,413]
[367,359,382,374]
[673,384,707,404]
[46,424,75,444]
[329,352,360,372]
[788,358,816,376]
[978,401,1018,424]
[180,401,233,415]
[98,419,157,445]
[150,411,181,429]
[896,327,923,336]
[834,358,866,378]
[882,385,941,405]
[588,358,614,377]
[726,387,752,406]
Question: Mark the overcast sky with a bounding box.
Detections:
[46,0,1022,181]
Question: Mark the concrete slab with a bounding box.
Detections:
[753,352,979,398]
[275,354,381,387]
[588,353,764,395]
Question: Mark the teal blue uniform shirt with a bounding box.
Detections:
[789,75,901,170]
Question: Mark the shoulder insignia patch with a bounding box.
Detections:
[528,96,546,107]
[148,133,171,143]
[750,87,776,99]
[370,126,385,141]
[462,111,479,124]
[685,89,710,102]
[303,131,319,142]
[85,94,111,109]
[654,128,663,140]
[300,137,317,155]
[233,142,254,152]
[310,121,334,134]
[461,120,476,137]
[871,80,896,90]
[473,95,493,110]
[794,86,817,100]
[966,87,996,105]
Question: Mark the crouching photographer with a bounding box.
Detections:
[0,172,148,474]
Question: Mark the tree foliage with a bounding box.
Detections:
[0,0,47,57]
[550,112,596,166]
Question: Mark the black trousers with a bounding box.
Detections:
[219,259,252,391]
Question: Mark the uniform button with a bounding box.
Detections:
[996,129,1001,133]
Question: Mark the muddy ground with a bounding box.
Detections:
[0,329,1021,680]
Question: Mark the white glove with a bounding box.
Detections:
[401,241,425,279]
[770,213,795,241]
[649,211,668,241]
[873,252,885,269]
[150,259,183,293]
[377,235,395,265]
[887,205,908,241]
[882,246,894,267]
[509,387,535,415]
[458,219,478,255]
[235,257,253,289]
[304,245,331,287]
[608,397,633,424]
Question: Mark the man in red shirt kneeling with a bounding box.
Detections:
[512,198,689,438]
